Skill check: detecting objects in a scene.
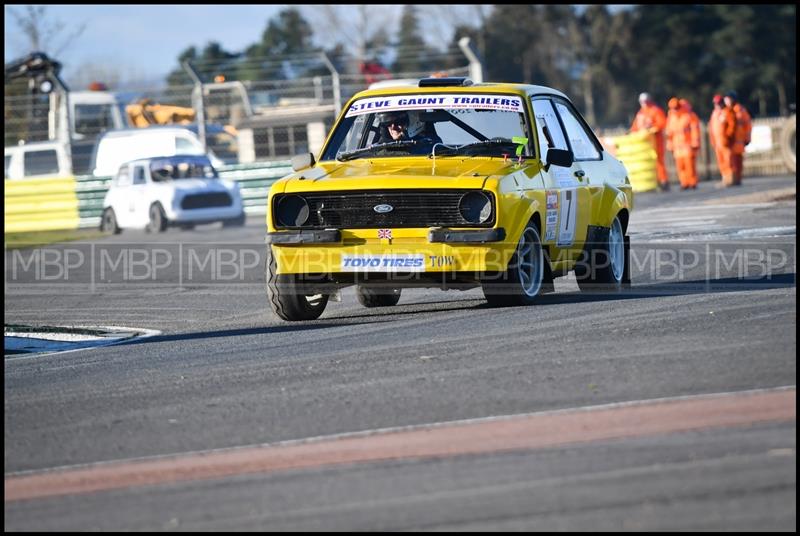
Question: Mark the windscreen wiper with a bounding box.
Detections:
[432,138,517,156]
[337,140,418,161]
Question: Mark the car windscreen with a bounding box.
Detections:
[149,156,218,181]
[322,93,533,161]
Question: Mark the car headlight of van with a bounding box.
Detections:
[275,195,310,227]
[458,191,493,224]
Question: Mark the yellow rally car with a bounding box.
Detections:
[266,78,632,320]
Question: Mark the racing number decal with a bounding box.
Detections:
[557,189,576,247]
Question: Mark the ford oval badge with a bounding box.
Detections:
[373,204,394,214]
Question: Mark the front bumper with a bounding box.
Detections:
[269,227,512,274]
[167,204,244,223]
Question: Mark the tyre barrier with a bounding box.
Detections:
[608,131,658,193]
[4,161,293,234]
[4,176,80,233]
[780,114,796,173]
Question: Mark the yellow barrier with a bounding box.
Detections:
[611,131,658,193]
[4,177,80,233]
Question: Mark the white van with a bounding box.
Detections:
[91,127,225,177]
[4,141,72,180]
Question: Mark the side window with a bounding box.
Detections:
[531,99,568,163]
[23,150,60,177]
[553,101,601,160]
[133,166,146,185]
[117,166,132,187]
[74,104,115,137]
[4,155,11,179]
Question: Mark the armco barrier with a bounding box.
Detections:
[74,160,293,229]
[4,177,80,233]
[217,160,293,216]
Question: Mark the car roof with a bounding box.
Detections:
[353,81,568,101]
[124,154,213,166]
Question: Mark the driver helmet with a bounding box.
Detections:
[378,110,409,129]
[378,110,424,138]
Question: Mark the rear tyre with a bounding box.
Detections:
[356,286,401,308]
[482,221,544,307]
[100,208,122,234]
[266,246,329,321]
[575,215,627,292]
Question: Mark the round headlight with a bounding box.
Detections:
[458,191,492,224]
[276,195,310,227]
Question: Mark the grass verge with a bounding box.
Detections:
[4,229,107,249]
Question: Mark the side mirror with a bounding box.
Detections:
[291,152,316,172]
[544,148,574,171]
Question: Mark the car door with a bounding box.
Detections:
[550,98,607,212]
[530,97,591,261]
[129,163,151,228]
[109,165,133,227]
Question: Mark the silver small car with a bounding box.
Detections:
[100,154,245,233]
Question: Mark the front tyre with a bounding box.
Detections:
[575,215,627,292]
[356,286,401,308]
[266,246,328,321]
[147,202,168,233]
[482,221,544,307]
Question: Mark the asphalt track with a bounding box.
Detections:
[4,175,796,531]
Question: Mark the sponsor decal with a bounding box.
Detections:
[429,255,455,268]
[378,229,393,239]
[546,190,558,209]
[341,254,425,272]
[345,94,525,117]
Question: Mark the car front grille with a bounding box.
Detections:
[181,192,232,210]
[275,190,494,229]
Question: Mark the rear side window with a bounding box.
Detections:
[23,150,59,177]
[116,166,132,187]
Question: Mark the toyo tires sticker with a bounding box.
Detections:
[341,254,425,272]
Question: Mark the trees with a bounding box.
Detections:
[239,7,316,81]
[392,6,438,74]
[6,5,86,58]
[157,5,795,124]
[166,42,240,86]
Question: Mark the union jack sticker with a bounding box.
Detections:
[377,229,393,239]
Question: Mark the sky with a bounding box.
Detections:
[5,5,630,91]
[4,5,298,87]
[4,4,476,90]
